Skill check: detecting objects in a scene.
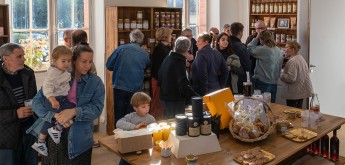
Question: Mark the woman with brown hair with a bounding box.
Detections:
[151,27,172,120]
[281,41,313,108]
[247,30,283,103]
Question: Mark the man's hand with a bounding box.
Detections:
[17,106,33,119]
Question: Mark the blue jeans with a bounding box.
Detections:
[40,96,75,135]
[113,89,135,128]
[0,122,38,165]
[253,79,277,103]
[161,100,185,119]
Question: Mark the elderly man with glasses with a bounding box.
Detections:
[0,43,38,165]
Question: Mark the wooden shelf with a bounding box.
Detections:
[0,35,9,37]
[251,13,297,16]
[0,5,9,46]
[118,29,151,33]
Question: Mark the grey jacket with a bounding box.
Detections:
[116,112,156,131]
[280,55,313,99]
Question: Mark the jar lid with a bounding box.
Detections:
[185,154,198,162]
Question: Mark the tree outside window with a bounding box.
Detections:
[11,0,89,71]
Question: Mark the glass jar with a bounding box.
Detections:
[124,19,130,30]
[136,11,143,21]
[118,19,123,30]
[143,20,149,30]
[137,20,143,29]
[281,33,286,43]
[276,33,281,43]
[130,20,137,29]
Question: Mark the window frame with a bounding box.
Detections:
[9,0,91,71]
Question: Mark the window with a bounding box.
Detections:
[167,0,204,37]
[11,0,90,71]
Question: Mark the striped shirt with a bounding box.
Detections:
[4,72,25,106]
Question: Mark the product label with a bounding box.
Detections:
[201,124,211,135]
[189,127,200,137]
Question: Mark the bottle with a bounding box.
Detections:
[312,140,320,155]
[330,130,339,161]
[292,0,297,13]
[274,0,278,13]
[269,0,274,14]
[252,0,256,14]
[243,71,252,97]
[265,0,269,13]
[260,0,265,13]
[282,0,287,13]
[278,0,283,14]
[321,135,329,158]
[256,0,260,14]
[287,0,292,13]
[310,93,320,113]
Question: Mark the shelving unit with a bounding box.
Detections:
[249,0,298,47]
[105,6,182,135]
[0,4,9,46]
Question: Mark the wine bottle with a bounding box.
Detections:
[312,140,320,155]
[320,135,329,158]
[330,130,339,161]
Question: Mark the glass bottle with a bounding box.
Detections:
[265,0,269,13]
[321,135,329,158]
[307,144,312,153]
[292,0,297,13]
[278,0,283,14]
[310,93,320,113]
[282,0,287,13]
[256,0,261,14]
[260,0,265,13]
[269,0,274,14]
[252,0,256,14]
[312,140,320,155]
[287,0,292,13]
[330,130,339,161]
[274,0,278,13]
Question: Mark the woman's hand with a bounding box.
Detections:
[61,120,74,128]
[55,108,77,125]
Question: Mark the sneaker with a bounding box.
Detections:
[32,142,48,156]
[48,127,62,144]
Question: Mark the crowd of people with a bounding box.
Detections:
[0,19,313,164]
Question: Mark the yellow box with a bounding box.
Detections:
[203,88,234,129]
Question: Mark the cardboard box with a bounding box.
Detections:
[203,88,235,129]
[114,129,153,154]
[115,134,153,153]
[167,131,221,158]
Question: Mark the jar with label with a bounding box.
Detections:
[256,0,260,14]
[160,21,166,28]
[175,22,180,29]
[281,33,286,43]
[283,0,287,13]
[269,0,274,13]
[137,20,143,29]
[252,0,256,14]
[119,39,125,45]
[188,116,200,137]
[143,20,149,30]
[137,11,143,21]
[160,12,166,22]
[278,0,283,13]
[118,19,123,30]
[292,35,297,41]
[131,20,137,29]
[165,12,171,20]
[260,0,265,13]
[276,33,281,43]
[292,0,297,13]
[200,115,211,135]
[124,19,130,30]
[155,21,160,29]
[265,0,269,13]
[286,35,292,41]
[274,1,278,13]
[276,118,289,133]
[287,0,292,13]
[165,20,171,28]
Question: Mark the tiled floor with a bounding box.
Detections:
[91,127,345,165]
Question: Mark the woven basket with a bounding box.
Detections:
[229,97,276,143]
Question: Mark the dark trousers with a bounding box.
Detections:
[113,89,135,128]
[161,100,185,119]
[41,96,75,135]
[253,79,277,103]
[286,99,304,109]
[0,121,38,165]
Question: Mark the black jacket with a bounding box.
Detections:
[151,42,171,80]
[0,60,37,149]
[158,52,198,101]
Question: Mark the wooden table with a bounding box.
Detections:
[99,104,345,165]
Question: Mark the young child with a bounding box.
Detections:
[116,92,156,130]
[31,45,75,156]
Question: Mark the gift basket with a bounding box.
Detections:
[228,97,276,142]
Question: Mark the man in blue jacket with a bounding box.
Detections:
[106,29,150,127]
[191,33,228,96]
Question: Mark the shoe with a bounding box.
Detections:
[92,141,100,148]
[32,142,48,156]
[48,127,62,144]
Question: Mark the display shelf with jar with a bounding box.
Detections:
[105,6,182,134]
[249,0,298,47]
[0,5,9,47]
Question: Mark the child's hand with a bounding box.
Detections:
[48,96,60,109]
[134,122,147,130]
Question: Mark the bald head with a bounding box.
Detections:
[72,29,88,46]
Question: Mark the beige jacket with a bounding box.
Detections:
[43,66,71,98]
[280,55,313,99]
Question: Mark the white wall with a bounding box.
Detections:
[309,0,345,117]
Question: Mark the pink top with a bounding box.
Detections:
[67,79,77,105]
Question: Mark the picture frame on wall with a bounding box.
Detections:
[277,18,290,29]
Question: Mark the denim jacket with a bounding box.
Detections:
[27,73,105,159]
[106,43,150,92]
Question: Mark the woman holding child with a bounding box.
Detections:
[32,43,105,164]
